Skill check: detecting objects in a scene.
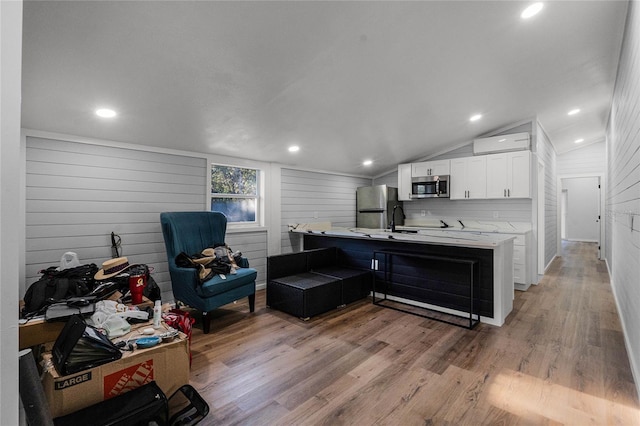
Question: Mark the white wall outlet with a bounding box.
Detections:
[493,211,499,218]
[421,210,426,217]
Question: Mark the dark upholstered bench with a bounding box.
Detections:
[267,273,341,319]
[267,247,372,319]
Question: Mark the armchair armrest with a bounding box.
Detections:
[169,265,199,283]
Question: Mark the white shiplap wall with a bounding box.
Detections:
[280,168,371,253]
[25,136,207,300]
[557,141,606,175]
[225,230,267,287]
[606,0,640,394]
[535,123,558,267]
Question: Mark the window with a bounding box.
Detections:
[210,164,259,224]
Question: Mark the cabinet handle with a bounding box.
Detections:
[504,189,506,197]
[508,189,510,197]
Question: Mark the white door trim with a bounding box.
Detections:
[557,173,605,259]
[537,160,545,274]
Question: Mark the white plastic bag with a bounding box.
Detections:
[59,252,81,271]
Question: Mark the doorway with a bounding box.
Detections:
[559,175,602,258]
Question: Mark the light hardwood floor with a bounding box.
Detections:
[188,241,639,425]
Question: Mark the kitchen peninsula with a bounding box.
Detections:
[289,226,514,327]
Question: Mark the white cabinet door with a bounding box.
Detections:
[449,158,468,200]
[411,160,450,177]
[430,160,451,176]
[467,156,487,199]
[450,156,486,199]
[412,162,431,177]
[486,152,531,198]
[397,163,413,201]
[509,151,531,198]
[486,153,509,198]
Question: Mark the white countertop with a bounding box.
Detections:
[291,226,515,249]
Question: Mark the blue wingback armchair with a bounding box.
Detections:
[160,211,257,333]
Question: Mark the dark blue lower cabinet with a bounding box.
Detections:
[303,234,493,329]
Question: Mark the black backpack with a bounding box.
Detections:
[22,263,98,318]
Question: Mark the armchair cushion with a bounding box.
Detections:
[197,267,258,298]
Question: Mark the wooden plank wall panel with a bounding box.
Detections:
[25,136,207,301]
[372,170,398,188]
[280,168,371,254]
[606,0,640,391]
[535,123,558,267]
[557,142,606,175]
[225,231,267,288]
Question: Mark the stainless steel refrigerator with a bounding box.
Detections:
[356,185,403,229]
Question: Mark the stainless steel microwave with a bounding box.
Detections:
[411,175,450,198]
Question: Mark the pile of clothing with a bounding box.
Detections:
[175,244,243,283]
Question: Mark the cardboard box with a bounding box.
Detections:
[19,318,64,350]
[42,334,189,418]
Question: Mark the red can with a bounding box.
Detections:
[128,274,146,305]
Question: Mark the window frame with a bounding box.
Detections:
[210,162,263,228]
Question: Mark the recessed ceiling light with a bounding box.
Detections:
[95,108,116,118]
[288,145,300,153]
[521,2,544,19]
[574,138,584,144]
[469,114,482,122]
[363,160,373,166]
[568,108,581,116]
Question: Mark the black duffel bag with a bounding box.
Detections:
[53,381,168,426]
[53,381,210,426]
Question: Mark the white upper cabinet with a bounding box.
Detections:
[450,156,487,199]
[397,163,413,201]
[486,151,531,199]
[411,160,450,177]
[400,151,531,202]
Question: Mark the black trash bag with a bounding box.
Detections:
[23,263,98,318]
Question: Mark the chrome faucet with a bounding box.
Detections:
[390,204,405,232]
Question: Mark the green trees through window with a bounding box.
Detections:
[211,165,258,223]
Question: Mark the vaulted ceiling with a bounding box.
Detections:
[21,1,628,176]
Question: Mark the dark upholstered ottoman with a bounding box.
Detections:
[313,266,372,305]
[267,272,342,319]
